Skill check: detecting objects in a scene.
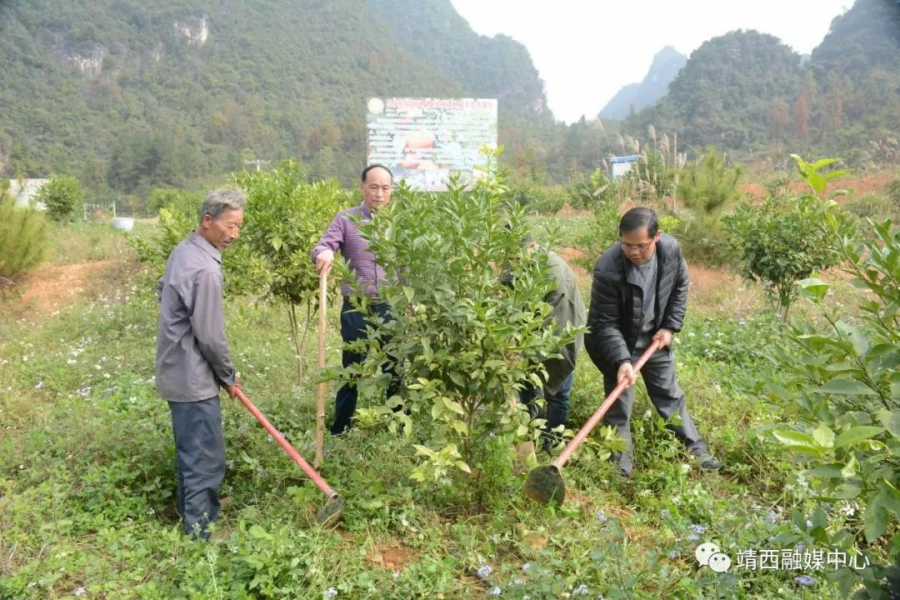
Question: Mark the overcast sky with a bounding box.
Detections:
[450,0,851,124]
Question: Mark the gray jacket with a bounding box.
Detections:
[156,232,236,402]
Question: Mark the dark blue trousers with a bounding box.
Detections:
[332,297,395,434]
[520,372,574,446]
[168,397,225,540]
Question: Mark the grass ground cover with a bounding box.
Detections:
[0,219,884,599]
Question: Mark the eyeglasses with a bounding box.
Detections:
[621,241,655,252]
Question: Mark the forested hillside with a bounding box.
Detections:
[622,0,900,165]
[0,0,550,200]
[1,0,897,206]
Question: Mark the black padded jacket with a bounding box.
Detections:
[584,234,689,369]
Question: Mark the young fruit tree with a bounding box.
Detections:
[334,154,576,485]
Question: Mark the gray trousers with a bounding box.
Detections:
[600,347,707,475]
[168,397,226,540]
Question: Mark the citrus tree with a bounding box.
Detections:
[723,155,854,319]
[336,151,576,484]
[131,161,349,380]
[766,217,900,597]
[233,161,351,379]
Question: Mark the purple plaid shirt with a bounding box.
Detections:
[311,203,385,298]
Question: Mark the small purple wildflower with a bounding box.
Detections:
[476,565,492,579]
[596,510,608,523]
[795,575,815,586]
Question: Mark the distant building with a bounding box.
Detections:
[609,155,640,182]
[7,179,48,210]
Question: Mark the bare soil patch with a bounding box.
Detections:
[15,260,117,314]
[366,543,417,571]
[557,204,592,217]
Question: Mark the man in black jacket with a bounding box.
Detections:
[585,207,722,477]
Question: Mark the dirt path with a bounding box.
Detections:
[742,172,894,202]
[14,260,117,314]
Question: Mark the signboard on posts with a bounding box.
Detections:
[366,97,498,191]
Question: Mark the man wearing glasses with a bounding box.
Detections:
[585,207,722,478]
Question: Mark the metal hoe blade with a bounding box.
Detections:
[315,491,345,526]
[524,341,662,505]
[523,464,565,505]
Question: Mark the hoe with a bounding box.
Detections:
[524,340,661,505]
[235,388,345,525]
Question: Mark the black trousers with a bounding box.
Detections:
[333,297,396,434]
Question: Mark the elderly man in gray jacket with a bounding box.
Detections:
[156,189,244,540]
[585,207,722,478]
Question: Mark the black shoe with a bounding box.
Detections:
[689,446,723,471]
[701,456,723,470]
[610,452,633,479]
[694,453,723,470]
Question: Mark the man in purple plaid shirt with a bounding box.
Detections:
[312,164,395,434]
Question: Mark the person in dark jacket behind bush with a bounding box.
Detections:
[584,207,722,478]
[516,237,587,452]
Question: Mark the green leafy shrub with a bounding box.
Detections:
[0,195,49,281]
[763,170,793,200]
[36,175,84,222]
[766,218,900,597]
[575,203,678,272]
[723,156,853,319]
[146,187,205,218]
[339,154,574,486]
[132,161,348,313]
[129,206,193,273]
[234,160,351,378]
[574,201,621,271]
[508,180,569,215]
[129,202,267,298]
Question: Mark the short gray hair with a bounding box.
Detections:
[199,189,246,225]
